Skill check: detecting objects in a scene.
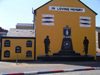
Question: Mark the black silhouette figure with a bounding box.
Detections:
[44,36,50,55]
[83,36,89,55]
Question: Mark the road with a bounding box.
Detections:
[0,61,100,75]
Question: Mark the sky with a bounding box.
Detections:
[0,0,100,30]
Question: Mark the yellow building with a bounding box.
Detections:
[1,37,35,61]
[1,0,97,61]
[35,0,97,59]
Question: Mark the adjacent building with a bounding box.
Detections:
[16,23,33,29]
[0,27,8,60]
[1,37,35,61]
[7,23,35,37]
[0,27,8,39]
[0,27,8,46]
[96,27,100,61]
[1,23,35,61]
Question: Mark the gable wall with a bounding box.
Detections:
[36,0,96,58]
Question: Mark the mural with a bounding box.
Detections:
[53,25,80,56]
[43,26,91,56]
[36,0,96,61]
[38,25,94,61]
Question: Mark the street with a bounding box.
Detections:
[0,61,100,75]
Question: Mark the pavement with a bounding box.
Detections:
[0,61,100,75]
[40,70,100,75]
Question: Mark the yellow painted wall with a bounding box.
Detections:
[1,38,34,60]
[36,0,96,58]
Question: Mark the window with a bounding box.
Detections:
[4,50,10,57]
[15,46,21,53]
[26,41,32,47]
[4,40,10,47]
[26,51,32,58]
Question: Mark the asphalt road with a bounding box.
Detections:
[0,61,100,75]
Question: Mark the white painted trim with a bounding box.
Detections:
[42,14,54,17]
[42,23,54,26]
[80,24,91,27]
[80,17,91,20]
[80,20,91,23]
[42,19,54,21]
